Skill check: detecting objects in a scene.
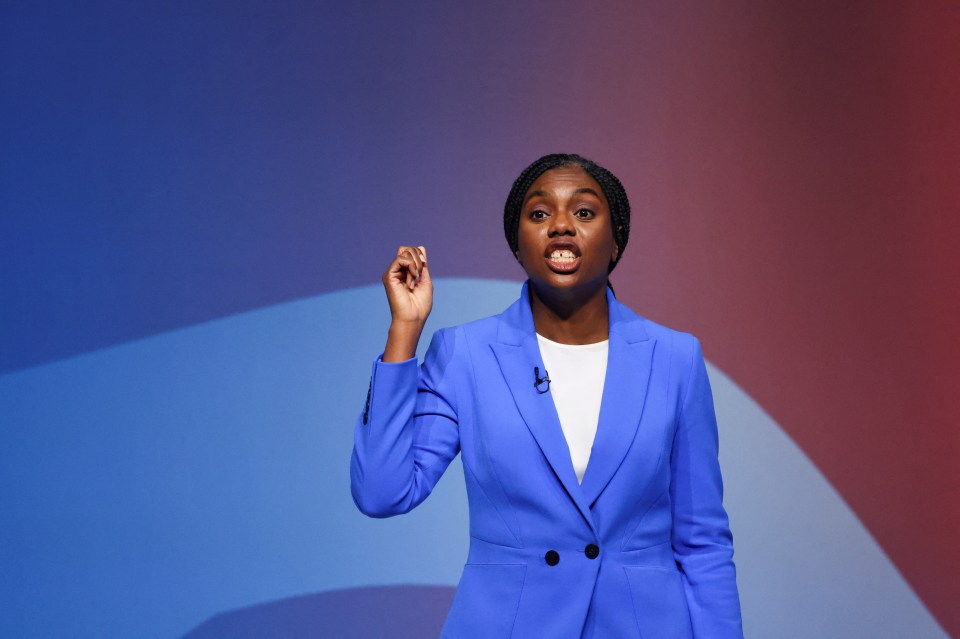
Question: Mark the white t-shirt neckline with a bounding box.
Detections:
[535,333,609,484]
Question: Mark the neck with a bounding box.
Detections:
[529,281,610,345]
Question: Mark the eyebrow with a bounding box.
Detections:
[523,189,548,203]
[523,187,602,203]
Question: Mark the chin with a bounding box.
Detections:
[531,273,603,294]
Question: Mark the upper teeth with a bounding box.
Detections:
[550,249,577,262]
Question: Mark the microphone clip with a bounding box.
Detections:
[534,366,551,394]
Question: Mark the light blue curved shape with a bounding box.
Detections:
[0,279,517,637]
[710,365,947,638]
[0,278,946,637]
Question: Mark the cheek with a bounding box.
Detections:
[516,227,539,259]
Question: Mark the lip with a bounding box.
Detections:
[544,241,582,274]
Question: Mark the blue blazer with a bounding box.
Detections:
[351,282,742,638]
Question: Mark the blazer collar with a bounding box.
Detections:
[490,281,656,531]
[494,281,650,347]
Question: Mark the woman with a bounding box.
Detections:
[351,154,743,638]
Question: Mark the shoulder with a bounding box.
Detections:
[613,303,712,411]
[610,298,702,361]
[426,312,501,355]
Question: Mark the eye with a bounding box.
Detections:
[574,208,595,220]
[528,208,548,221]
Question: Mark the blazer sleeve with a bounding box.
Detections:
[670,336,744,637]
[350,328,461,518]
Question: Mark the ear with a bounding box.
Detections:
[612,224,624,262]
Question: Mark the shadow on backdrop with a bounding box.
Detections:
[183,585,454,639]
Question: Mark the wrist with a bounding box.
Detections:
[389,315,427,329]
[383,321,425,362]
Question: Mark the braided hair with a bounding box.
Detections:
[503,153,631,273]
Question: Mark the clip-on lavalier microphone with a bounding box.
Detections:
[534,366,551,394]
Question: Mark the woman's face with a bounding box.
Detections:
[515,166,619,297]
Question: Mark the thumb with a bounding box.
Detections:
[416,246,432,284]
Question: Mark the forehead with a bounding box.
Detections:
[524,166,606,204]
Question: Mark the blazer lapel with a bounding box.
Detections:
[579,296,655,507]
[490,284,597,533]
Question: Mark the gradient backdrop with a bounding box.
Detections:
[2,1,958,637]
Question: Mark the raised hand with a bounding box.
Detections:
[381,246,432,361]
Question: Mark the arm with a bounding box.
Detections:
[350,328,460,518]
[670,337,743,637]
[349,245,460,517]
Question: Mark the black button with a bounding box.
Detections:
[363,379,372,424]
[585,544,599,559]
[545,550,560,566]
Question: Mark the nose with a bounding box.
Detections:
[548,210,576,237]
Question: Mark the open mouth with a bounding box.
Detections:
[544,244,581,273]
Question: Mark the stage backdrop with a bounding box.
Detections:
[1,2,957,637]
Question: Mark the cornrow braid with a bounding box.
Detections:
[503,153,631,273]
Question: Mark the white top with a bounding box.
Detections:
[536,334,609,484]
